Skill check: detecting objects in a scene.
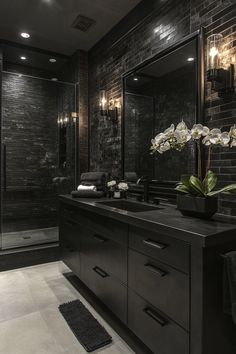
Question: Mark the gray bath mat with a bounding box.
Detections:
[59,300,112,352]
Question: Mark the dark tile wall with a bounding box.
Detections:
[88,0,236,216]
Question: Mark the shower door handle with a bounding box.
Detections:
[2,144,7,192]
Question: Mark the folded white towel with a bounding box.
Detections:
[77,184,97,192]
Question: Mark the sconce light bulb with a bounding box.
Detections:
[209,46,219,58]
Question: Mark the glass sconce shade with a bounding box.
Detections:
[207,34,223,70]
[206,33,234,94]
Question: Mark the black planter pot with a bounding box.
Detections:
[177,194,218,220]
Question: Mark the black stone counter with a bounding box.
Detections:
[59,195,236,248]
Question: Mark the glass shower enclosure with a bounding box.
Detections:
[0,44,78,250]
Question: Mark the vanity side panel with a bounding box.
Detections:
[190,242,236,354]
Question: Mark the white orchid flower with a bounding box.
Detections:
[190,124,210,140]
[176,120,188,131]
[202,127,210,136]
[231,139,236,147]
[209,128,222,144]
[202,135,211,146]
[220,132,230,147]
[107,180,116,188]
[154,133,166,144]
[164,124,175,137]
[191,124,204,139]
[155,141,170,154]
[118,182,129,191]
[174,129,191,144]
[229,125,236,139]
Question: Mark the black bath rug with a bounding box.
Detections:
[59,299,112,352]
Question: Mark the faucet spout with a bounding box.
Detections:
[136,176,150,203]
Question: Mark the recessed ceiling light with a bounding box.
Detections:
[20,32,30,39]
[51,78,58,81]
[49,58,57,63]
[20,56,27,61]
[133,77,139,81]
[187,57,195,62]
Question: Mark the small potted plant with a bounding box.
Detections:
[151,122,236,219]
[107,180,129,199]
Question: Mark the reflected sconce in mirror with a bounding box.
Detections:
[57,112,69,126]
[99,90,108,116]
[108,98,121,121]
[207,34,234,94]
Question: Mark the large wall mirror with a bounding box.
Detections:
[122,31,204,190]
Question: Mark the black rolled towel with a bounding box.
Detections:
[223,251,236,324]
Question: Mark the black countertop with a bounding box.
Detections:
[59,195,236,248]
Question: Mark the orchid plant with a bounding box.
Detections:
[107,180,129,192]
[150,122,236,197]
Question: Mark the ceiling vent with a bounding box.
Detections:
[71,15,96,32]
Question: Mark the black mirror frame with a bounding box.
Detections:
[121,27,205,180]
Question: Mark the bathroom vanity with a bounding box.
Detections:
[59,196,236,354]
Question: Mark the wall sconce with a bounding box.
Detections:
[71,112,78,123]
[99,90,121,120]
[207,34,234,94]
[99,90,108,116]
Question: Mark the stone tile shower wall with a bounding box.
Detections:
[2,72,59,231]
[89,0,236,216]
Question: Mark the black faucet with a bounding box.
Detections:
[136,176,150,203]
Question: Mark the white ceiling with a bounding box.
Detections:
[0,0,142,55]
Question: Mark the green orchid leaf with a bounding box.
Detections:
[208,184,236,196]
[189,175,205,196]
[203,170,217,194]
[180,175,192,189]
[175,184,190,194]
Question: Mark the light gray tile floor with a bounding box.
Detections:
[0,261,134,354]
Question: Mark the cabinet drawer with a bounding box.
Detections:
[59,219,81,276]
[129,226,189,273]
[81,255,127,323]
[128,250,189,330]
[81,227,127,283]
[60,204,128,246]
[128,290,189,354]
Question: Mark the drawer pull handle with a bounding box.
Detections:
[144,263,167,277]
[93,266,109,278]
[93,234,107,243]
[143,307,167,327]
[143,239,167,250]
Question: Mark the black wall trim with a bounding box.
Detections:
[0,38,70,59]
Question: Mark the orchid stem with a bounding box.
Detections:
[207,145,212,172]
[197,141,202,181]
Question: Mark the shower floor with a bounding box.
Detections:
[1,227,58,250]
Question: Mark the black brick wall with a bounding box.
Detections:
[88,0,236,216]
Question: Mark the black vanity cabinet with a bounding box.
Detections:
[59,197,236,354]
[59,217,81,277]
[59,202,128,323]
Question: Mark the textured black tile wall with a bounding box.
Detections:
[88,0,236,216]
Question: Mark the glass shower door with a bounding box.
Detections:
[1,72,76,250]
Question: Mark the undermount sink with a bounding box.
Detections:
[97,200,160,213]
